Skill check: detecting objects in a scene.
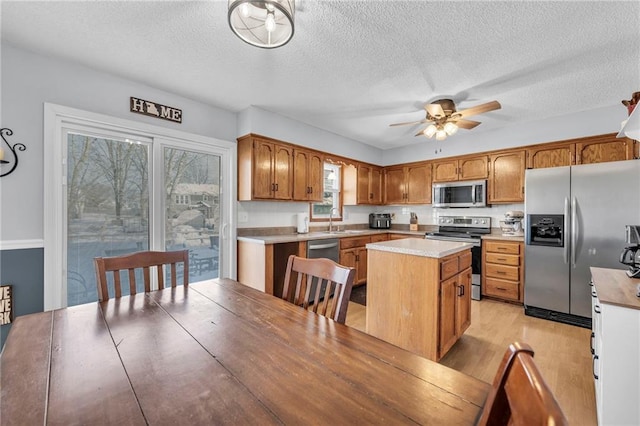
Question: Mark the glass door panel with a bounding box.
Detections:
[164,147,221,282]
[66,132,149,306]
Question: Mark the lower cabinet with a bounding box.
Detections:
[482,239,524,303]
[439,255,472,357]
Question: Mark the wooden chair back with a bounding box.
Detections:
[282,255,355,324]
[94,250,189,301]
[477,342,568,426]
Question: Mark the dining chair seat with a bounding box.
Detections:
[94,250,189,301]
[281,255,355,324]
[477,342,568,426]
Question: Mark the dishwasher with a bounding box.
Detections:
[306,238,340,303]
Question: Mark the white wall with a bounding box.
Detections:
[0,43,237,242]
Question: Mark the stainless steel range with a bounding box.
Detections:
[425,215,491,300]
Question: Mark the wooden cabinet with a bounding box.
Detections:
[384,163,431,204]
[237,135,294,201]
[339,236,372,286]
[357,164,383,205]
[576,137,635,164]
[527,142,574,169]
[293,149,323,202]
[488,150,525,203]
[482,239,524,303]
[432,155,488,182]
[439,266,472,357]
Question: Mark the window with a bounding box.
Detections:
[311,163,341,220]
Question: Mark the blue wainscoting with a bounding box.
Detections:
[0,248,44,348]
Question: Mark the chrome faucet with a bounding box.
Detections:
[329,207,339,233]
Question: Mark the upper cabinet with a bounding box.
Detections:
[293,149,323,202]
[432,155,488,182]
[488,150,525,204]
[357,164,383,205]
[527,142,574,169]
[384,163,431,204]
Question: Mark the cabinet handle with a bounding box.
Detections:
[590,332,595,355]
[496,287,507,291]
[594,304,601,314]
[496,271,507,275]
[355,254,359,262]
[271,183,275,192]
[458,284,465,297]
[497,257,507,261]
[497,247,507,251]
[592,355,599,380]
[370,192,373,199]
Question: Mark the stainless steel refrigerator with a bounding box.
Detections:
[524,160,640,327]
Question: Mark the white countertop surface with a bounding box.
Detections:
[237,229,425,245]
[366,238,473,258]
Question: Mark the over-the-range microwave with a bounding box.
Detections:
[432,180,487,208]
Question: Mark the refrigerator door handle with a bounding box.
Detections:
[571,196,577,267]
[564,197,570,264]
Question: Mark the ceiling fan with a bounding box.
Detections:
[390,99,501,140]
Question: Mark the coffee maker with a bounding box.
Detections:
[620,225,640,278]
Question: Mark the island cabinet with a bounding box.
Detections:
[366,239,472,362]
[384,162,431,204]
[292,149,323,202]
[590,267,640,426]
[237,134,294,201]
[432,155,488,183]
[488,150,525,203]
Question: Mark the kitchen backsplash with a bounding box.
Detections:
[237,201,524,230]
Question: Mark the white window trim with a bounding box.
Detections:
[43,103,237,311]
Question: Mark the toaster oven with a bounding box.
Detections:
[369,213,391,229]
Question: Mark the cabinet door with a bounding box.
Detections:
[356,248,368,285]
[577,139,634,165]
[273,144,293,200]
[406,164,431,204]
[308,152,324,202]
[384,167,406,204]
[292,150,310,201]
[456,268,472,336]
[527,144,574,169]
[432,160,459,182]
[252,140,275,199]
[357,165,372,204]
[340,249,358,271]
[439,276,458,356]
[458,156,488,180]
[488,150,525,203]
[369,166,383,205]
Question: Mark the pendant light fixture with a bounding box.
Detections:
[228,0,295,49]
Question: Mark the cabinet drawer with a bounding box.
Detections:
[459,251,472,270]
[485,278,519,301]
[340,236,371,249]
[440,256,460,281]
[370,233,389,243]
[485,263,519,281]
[485,241,520,255]
[486,253,520,266]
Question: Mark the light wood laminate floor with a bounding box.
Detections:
[346,298,596,425]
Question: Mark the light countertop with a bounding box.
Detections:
[481,229,525,242]
[237,229,425,245]
[366,238,473,259]
[591,267,640,310]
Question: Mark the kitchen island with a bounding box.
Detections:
[366,238,473,361]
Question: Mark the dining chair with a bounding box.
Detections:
[281,255,355,324]
[94,250,189,302]
[477,342,568,426]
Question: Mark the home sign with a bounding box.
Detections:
[0,285,13,325]
[130,97,182,123]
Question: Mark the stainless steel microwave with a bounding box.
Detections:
[432,180,487,208]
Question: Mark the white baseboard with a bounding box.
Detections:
[0,239,45,250]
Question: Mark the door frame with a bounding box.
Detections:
[44,103,237,310]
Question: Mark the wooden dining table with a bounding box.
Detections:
[1,278,490,425]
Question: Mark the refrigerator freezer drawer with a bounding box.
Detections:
[486,253,520,266]
[486,263,519,281]
[485,278,520,301]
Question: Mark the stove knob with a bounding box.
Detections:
[482,219,487,224]
[473,219,479,224]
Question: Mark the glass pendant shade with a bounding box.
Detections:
[435,130,447,141]
[423,124,438,138]
[444,121,458,136]
[228,0,295,48]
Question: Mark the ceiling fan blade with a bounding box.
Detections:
[455,119,481,130]
[425,103,445,118]
[415,128,427,137]
[456,100,501,118]
[389,118,427,127]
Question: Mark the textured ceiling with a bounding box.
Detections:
[2,1,639,149]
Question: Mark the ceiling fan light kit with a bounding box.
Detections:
[228,0,295,49]
[392,98,501,141]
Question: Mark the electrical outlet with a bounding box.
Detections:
[238,211,249,223]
